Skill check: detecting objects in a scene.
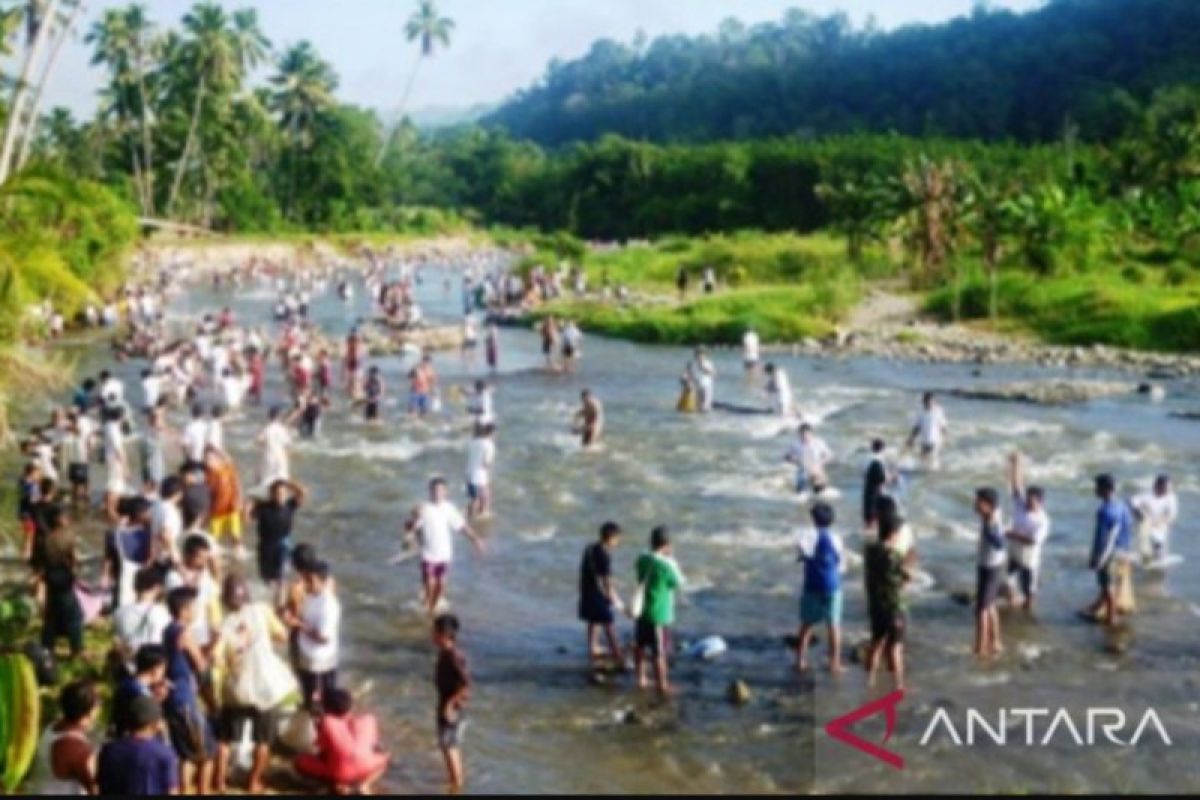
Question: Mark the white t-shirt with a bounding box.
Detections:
[220,375,246,409]
[207,420,224,452]
[73,417,96,463]
[165,567,217,647]
[914,405,948,447]
[151,500,183,560]
[1132,491,1178,536]
[786,436,832,476]
[298,588,341,672]
[1009,499,1051,569]
[769,370,793,415]
[468,389,495,425]
[415,500,466,564]
[101,377,125,404]
[261,422,291,482]
[102,422,124,465]
[141,376,162,409]
[743,331,760,363]
[466,438,495,487]
[113,600,171,659]
[182,420,208,463]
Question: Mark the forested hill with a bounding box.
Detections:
[483,0,1200,146]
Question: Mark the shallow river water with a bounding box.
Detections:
[44,260,1200,793]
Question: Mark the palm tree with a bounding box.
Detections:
[86,4,158,214]
[166,2,269,217]
[270,41,337,219]
[0,0,63,186]
[15,0,83,173]
[374,0,454,168]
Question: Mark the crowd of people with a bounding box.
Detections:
[10,247,1183,795]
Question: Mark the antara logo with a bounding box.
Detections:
[824,690,906,769]
[826,692,1173,769]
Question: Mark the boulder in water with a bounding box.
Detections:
[726,679,752,706]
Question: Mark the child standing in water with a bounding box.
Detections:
[433,614,471,793]
[974,487,1006,658]
[864,502,910,690]
[795,503,844,673]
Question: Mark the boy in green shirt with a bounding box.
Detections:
[633,526,684,696]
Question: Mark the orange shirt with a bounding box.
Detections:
[207,462,241,516]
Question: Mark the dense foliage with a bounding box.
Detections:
[485,0,1200,146]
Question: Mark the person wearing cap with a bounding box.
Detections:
[97,695,180,796]
[1084,474,1135,626]
[1132,474,1179,564]
[973,486,1006,658]
[578,522,625,669]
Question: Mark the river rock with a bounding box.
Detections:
[726,679,752,705]
[945,380,1135,406]
[949,589,974,606]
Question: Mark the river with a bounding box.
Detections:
[42,255,1200,793]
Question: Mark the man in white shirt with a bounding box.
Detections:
[907,392,948,470]
[1132,475,1179,563]
[689,347,716,413]
[743,328,761,375]
[404,477,485,614]
[218,368,247,410]
[112,567,170,668]
[151,476,185,566]
[1004,452,1051,612]
[764,362,794,417]
[181,405,209,466]
[296,561,340,710]
[785,423,833,494]
[466,380,496,427]
[465,424,497,519]
[257,407,294,486]
[140,369,162,411]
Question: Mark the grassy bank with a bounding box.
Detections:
[523,232,885,345]
[926,267,1200,353]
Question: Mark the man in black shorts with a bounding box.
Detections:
[248,479,307,606]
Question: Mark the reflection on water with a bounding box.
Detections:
[51,264,1200,793]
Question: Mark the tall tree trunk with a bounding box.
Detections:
[129,139,147,214]
[167,74,206,218]
[16,0,81,171]
[136,48,156,215]
[0,0,61,185]
[373,48,425,168]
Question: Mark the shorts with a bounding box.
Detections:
[211,513,243,542]
[218,705,278,745]
[437,714,468,750]
[1008,559,1039,597]
[409,394,430,415]
[1096,560,1116,591]
[364,401,380,421]
[800,590,843,626]
[869,607,906,645]
[258,542,289,582]
[68,463,89,487]
[466,482,488,503]
[421,560,449,582]
[562,344,576,360]
[635,618,670,658]
[794,470,826,495]
[165,699,216,764]
[975,565,1005,612]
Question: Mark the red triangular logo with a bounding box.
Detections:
[824,690,905,769]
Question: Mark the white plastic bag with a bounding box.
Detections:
[231,605,299,711]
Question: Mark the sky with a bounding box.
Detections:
[37,0,1046,119]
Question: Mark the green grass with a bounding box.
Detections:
[926,267,1200,352]
[525,231,879,345]
[535,283,857,345]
